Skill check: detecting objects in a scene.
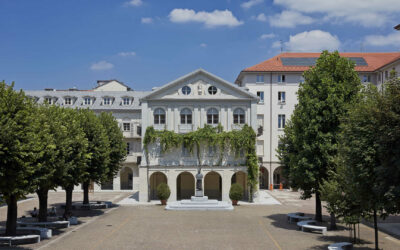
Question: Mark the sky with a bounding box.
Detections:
[1,0,400,91]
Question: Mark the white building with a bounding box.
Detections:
[24,52,400,202]
[26,80,149,192]
[139,69,258,202]
[235,52,400,190]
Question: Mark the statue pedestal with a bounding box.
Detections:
[195,190,203,197]
[165,196,233,211]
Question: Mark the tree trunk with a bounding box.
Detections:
[315,191,322,222]
[64,186,74,218]
[5,195,18,236]
[37,188,49,222]
[330,213,337,230]
[353,224,357,243]
[83,181,90,204]
[373,209,379,250]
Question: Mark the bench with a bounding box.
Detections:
[328,242,353,250]
[18,220,70,229]
[287,212,312,223]
[0,235,40,246]
[297,220,327,235]
[17,227,52,239]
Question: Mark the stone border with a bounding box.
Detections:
[0,235,40,246]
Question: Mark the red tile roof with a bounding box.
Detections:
[242,52,400,72]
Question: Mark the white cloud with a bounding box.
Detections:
[260,33,275,39]
[273,0,400,27]
[365,32,400,46]
[141,17,153,24]
[125,0,142,7]
[118,51,136,57]
[255,13,267,22]
[272,41,281,49]
[241,0,263,9]
[200,43,207,47]
[90,61,114,71]
[283,30,340,52]
[269,11,313,28]
[169,9,243,28]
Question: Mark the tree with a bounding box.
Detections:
[277,51,361,222]
[333,84,383,249]
[376,77,400,216]
[56,108,89,217]
[98,112,126,186]
[31,105,66,222]
[79,109,110,204]
[0,82,37,235]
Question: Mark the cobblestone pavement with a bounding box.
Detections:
[1,190,399,250]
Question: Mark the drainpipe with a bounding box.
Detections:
[270,72,273,189]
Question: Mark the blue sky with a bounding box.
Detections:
[1,0,400,91]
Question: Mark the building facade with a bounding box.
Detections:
[25,52,400,202]
[235,52,400,190]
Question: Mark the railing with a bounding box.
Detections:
[178,124,193,133]
[231,124,244,130]
[154,124,166,131]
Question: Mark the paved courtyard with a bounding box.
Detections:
[1,191,400,249]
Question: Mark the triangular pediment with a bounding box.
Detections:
[142,69,257,101]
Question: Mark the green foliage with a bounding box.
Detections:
[144,124,258,200]
[277,51,362,220]
[0,81,37,200]
[99,112,126,183]
[156,183,171,200]
[79,109,110,185]
[229,183,243,201]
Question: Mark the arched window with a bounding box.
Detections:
[154,108,166,124]
[180,108,192,124]
[207,108,219,124]
[233,108,245,124]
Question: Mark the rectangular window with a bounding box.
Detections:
[84,97,91,105]
[363,75,371,82]
[137,126,142,136]
[257,140,264,156]
[45,97,53,104]
[123,97,130,105]
[208,145,217,156]
[278,91,286,103]
[65,97,72,105]
[256,75,264,83]
[182,145,190,157]
[257,91,264,103]
[123,123,131,131]
[378,73,381,82]
[103,97,111,105]
[299,76,304,83]
[126,142,130,155]
[278,114,286,129]
[385,71,389,79]
[278,74,286,83]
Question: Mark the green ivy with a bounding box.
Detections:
[144,124,258,201]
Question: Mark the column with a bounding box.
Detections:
[138,166,149,202]
[168,170,177,202]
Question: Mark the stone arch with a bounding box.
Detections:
[231,171,248,201]
[120,167,133,190]
[176,172,195,200]
[273,166,287,189]
[204,171,222,200]
[150,172,167,200]
[259,166,269,189]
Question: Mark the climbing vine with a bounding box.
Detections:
[144,124,258,202]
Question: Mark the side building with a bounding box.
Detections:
[235,52,400,190]
[139,69,258,202]
[25,80,150,192]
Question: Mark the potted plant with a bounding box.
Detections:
[157,183,171,205]
[229,183,243,205]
